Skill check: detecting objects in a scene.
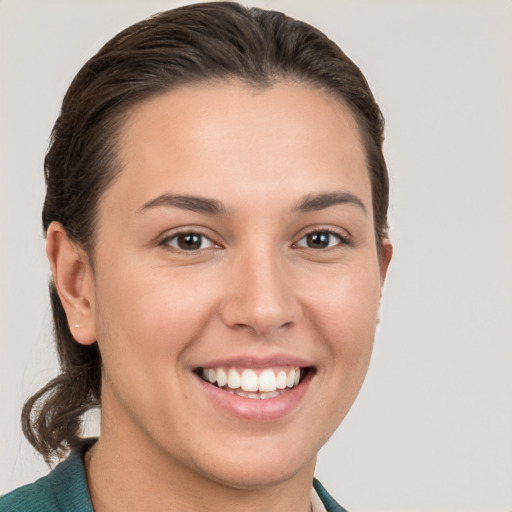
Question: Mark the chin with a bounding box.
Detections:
[205,458,315,491]
[188,436,319,491]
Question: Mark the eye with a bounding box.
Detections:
[295,230,345,249]
[163,232,217,251]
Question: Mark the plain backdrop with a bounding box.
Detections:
[1,1,511,511]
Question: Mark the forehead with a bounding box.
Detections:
[104,81,372,214]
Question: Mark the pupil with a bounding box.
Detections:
[307,232,330,248]
[178,233,202,250]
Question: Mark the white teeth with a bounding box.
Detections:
[259,369,277,392]
[227,368,241,389]
[235,390,281,400]
[260,391,280,399]
[276,370,287,390]
[200,366,305,395]
[216,367,227,387]
[240,369,259,392]
[286,369,295,388]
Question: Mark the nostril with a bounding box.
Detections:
[227,316,297,338]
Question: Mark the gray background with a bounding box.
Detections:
[1,1,511,510]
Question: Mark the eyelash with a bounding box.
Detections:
[160,231,219,252]
[159,227,351,253]
[294,228,351,250]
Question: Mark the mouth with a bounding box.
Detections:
[194,366,314,400]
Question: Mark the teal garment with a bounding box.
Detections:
[1,442,348,512]
[0,442,94,512]
[313,479,349,512]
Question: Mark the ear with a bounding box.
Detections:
[46,222,97,345]
[379,239,393,286]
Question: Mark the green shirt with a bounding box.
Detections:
[1,443,348,512]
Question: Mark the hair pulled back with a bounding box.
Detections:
[22,1,389,463]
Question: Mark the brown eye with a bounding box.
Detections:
[164,233,216,251]
[296,231,342,249]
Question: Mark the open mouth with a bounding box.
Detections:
[195,366,313,400]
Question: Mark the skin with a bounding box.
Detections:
[47,81,392,512]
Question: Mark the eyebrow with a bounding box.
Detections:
[137,194,229,215]
[137,191,366,216]
[293,192,367,215]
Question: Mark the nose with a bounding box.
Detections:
[219,247,302,337]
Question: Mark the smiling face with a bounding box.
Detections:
[81,81,390,491]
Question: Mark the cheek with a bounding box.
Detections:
[91,265,221,429]
[298,264,382,446]
[92,264,219,372]
[305,261,381,363]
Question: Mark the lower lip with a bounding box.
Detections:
[195,371,313,421]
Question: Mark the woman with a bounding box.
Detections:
[1,2,391,511]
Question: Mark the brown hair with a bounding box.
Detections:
[22,1,389,464]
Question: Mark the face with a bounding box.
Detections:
[85,81,390,489]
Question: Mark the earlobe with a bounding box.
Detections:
[46,222,97,345]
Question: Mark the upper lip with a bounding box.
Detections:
[195,354,315,370]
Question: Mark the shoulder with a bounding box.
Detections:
[0,442,95,512]
[313,478,351,512]
[1,472,57,512]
